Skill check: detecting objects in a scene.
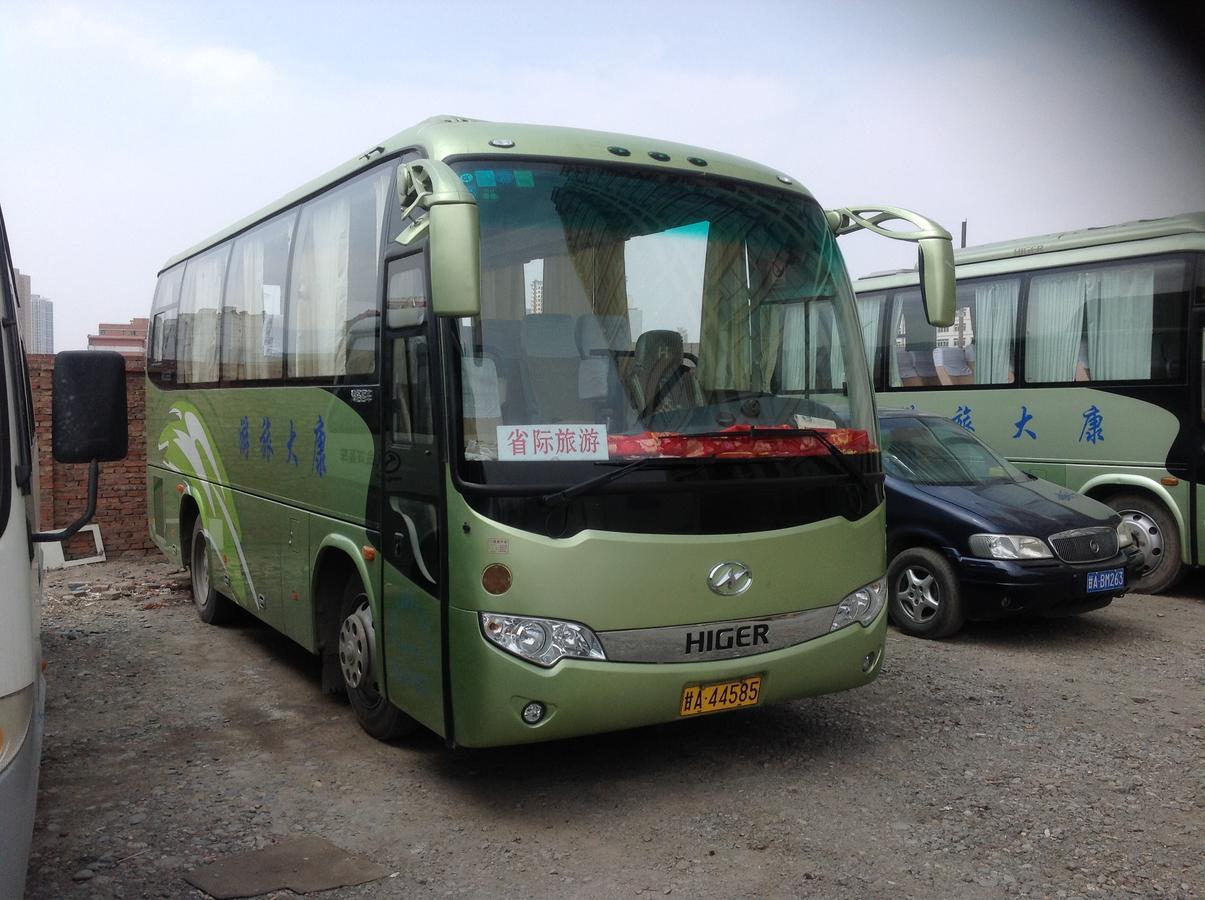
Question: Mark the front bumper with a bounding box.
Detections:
[951,546,1142,617]
[448,604,887,748]
[0,676,44,900]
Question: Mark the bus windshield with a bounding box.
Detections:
[450,160,875,473]
[881,415,1027,486]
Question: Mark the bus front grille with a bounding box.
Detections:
[1049,527,1118,564]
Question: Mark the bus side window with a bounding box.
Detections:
[386,257,433,446]
[148,265,184,385]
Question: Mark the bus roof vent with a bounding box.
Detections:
[416,114,482,126]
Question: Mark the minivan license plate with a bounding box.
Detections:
[1086,567,1125,593]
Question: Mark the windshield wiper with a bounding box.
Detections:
[541,457,659,508]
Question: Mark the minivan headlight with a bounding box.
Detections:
[480,613,607,667]
[1117,523,1134,549]
[969,533,1052,560]
[829,577,888,631]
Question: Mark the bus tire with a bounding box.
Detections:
[887,547,965,639]
[337,575,416,741]
[1107,492,1182,594]
[189,527,236,625]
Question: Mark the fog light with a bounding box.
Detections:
[521,701,545,725]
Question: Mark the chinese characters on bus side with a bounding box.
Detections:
[1012,406,1037,440]
[236,414,330,476]
[951,404,1105,444]
[498,424,609,462]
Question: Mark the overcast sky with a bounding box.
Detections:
[1,0,1202,351]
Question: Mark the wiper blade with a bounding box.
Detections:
[541,456,657,508]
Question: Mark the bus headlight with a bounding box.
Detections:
[969,534,1052,560]
[480,613,607,667]
[829,577,887,632]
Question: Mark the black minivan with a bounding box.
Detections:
[880,410,1143,638]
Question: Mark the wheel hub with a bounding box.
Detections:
[1120,510,1163,577]
[339,602,375,690]
[896,566,940,624]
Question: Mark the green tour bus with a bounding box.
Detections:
[146,115,954,747]
[855,212,1205,594]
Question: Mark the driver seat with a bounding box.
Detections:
[630,330,703,420]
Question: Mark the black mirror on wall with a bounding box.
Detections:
[33,351,130,544]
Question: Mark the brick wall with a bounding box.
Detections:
[29,354,154,557]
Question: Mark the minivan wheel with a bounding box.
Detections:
[888,547,965,639]
[1107,492,1182,594]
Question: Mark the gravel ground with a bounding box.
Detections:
[25,556,1204,899]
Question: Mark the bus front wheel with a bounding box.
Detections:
[190,527,236,625]
[1108,492,1182,594]
[337,576,416,741]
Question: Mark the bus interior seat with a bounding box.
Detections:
[461,356,504,447]
[631,329,703,418]
[574,315,624,410]
[933,347,974,385]
[479,318,522,417]
[520,313,596,423]
[895,349,939,387]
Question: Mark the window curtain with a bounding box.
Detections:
[855,296,883,380]
[179,249,226,383]
[541,253,591,314]
[233,239,266,380]
[888,298,907,386]
[1086,264,1154,380]
[697,220,751,390]
[481,262,526,320]
[780,305,806,390]
[973,279,1018,384]
[1026,272,1087,381]
[290,194,350,377]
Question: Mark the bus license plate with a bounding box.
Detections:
[680,675,762,717]
[1086,567,1125,593]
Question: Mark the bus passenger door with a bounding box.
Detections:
[380,253,446,735]
[1193,310,1205,567]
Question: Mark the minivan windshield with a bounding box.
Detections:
[880,415,1027,486]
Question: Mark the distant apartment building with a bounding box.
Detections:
[530,278,544,314]
[29,294,53,354]
[88,317,149,358]
[13,268,31,346]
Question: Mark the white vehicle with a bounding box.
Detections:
[0,204,127,897]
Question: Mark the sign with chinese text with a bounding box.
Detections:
[497,424,609,461]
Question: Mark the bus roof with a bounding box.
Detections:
[856,210,1205,288]
[162,115,814,273]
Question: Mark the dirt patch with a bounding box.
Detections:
[27,557,1204,898]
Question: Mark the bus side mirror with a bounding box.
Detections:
[917,236,955,328]
[52,350,128,463]
[396,159,482,319]
[428,202,481,319]
[826,205,956,326]
[33,351,129,544]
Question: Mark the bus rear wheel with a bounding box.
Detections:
[190,527,236,625]
[1107,492,1182,594]
[337,576,416,741]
